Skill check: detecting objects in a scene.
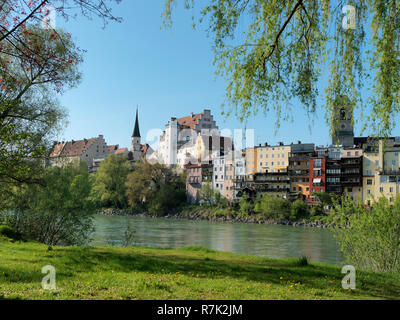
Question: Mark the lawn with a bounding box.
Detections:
[0,236,399,300]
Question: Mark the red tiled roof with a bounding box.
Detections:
[51,138,97,158]
[176,113,203,130]
[141,144,149,154]
[50,142,66,157]
[108,145,118,153]
[115,148,128,155]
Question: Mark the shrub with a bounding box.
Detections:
[254,195,291,220]
[0,225,22,240]
[296,255,309,266]
[2,162,95,246]
[238,193,254,217]
[333,195,400,273]
[290,199,309,221]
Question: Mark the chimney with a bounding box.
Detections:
[264,142,268,147]
[191,112,194,118]
[71,140,75,144]
[298,140,301,144]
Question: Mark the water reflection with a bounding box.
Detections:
[91,215,344,265]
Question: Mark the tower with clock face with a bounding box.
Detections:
[332,105,354,147]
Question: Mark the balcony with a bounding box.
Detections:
[256,188,291,193]
[289,156,311,161]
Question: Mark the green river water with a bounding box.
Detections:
[91,214,344,265]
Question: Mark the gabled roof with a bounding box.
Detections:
[176,112,203,130]
[50,138,97,158]
[115,148,128,155]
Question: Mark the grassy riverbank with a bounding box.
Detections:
[1,236,399,300]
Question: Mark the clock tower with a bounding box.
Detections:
[332,99,354,147]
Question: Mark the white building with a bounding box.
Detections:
[156,109,232,168]
[212,155,226,196]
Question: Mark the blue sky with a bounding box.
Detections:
[55,1,399,150]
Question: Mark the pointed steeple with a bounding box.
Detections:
[132,106,141,138]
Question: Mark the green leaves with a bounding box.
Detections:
[164,0,400,137]
[91,154,131,209]
[333,195,400,273]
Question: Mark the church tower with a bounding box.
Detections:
[332,97,354,147]
[131,107,142,161]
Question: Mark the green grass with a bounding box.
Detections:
[0,236,399,300]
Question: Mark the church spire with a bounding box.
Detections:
[132,106,141,138]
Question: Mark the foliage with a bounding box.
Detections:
[163,1,400,137]
[1,162,96,245]
[0,225,22,240]
[254,194,291,220]
[333,196,400,273]
[200,185,229,208]
[290,199,310,221]
[238,192,254,217]
[91,154,130,209]
[312,191,337,207]
[200,183,215,206]
[310,204,325,217]
[125,161,186,215]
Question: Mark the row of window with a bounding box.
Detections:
[259,161,285,167]
[260,153,286,158]
[366,159,398,166]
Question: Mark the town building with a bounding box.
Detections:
[362,138,400,206]
[157,109,228,168]
[212,155,226,196]
[309,151,327,204]
[288,142,315,200]
[185,161,213,204]
[49,135,109,170]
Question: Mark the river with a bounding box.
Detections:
[91,214,344,265]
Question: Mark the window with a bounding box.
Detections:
[375,160,379,166]
[393,160,397,166]
[367,179,372,185]
[366,160,371,166]
[380,187,384,193]
[260,154,263,158]
[390,187,394,193]
[293,187,296,191]
[355,151,359,156]
[314,159,322,167]
[347,152,350,156]
[367,189,371,195]
[366,170,372,176]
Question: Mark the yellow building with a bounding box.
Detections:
[256,143,291,173]
[363,140,400,205]
[245,147,257,176]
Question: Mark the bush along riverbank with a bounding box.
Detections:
[98,203,338,228]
